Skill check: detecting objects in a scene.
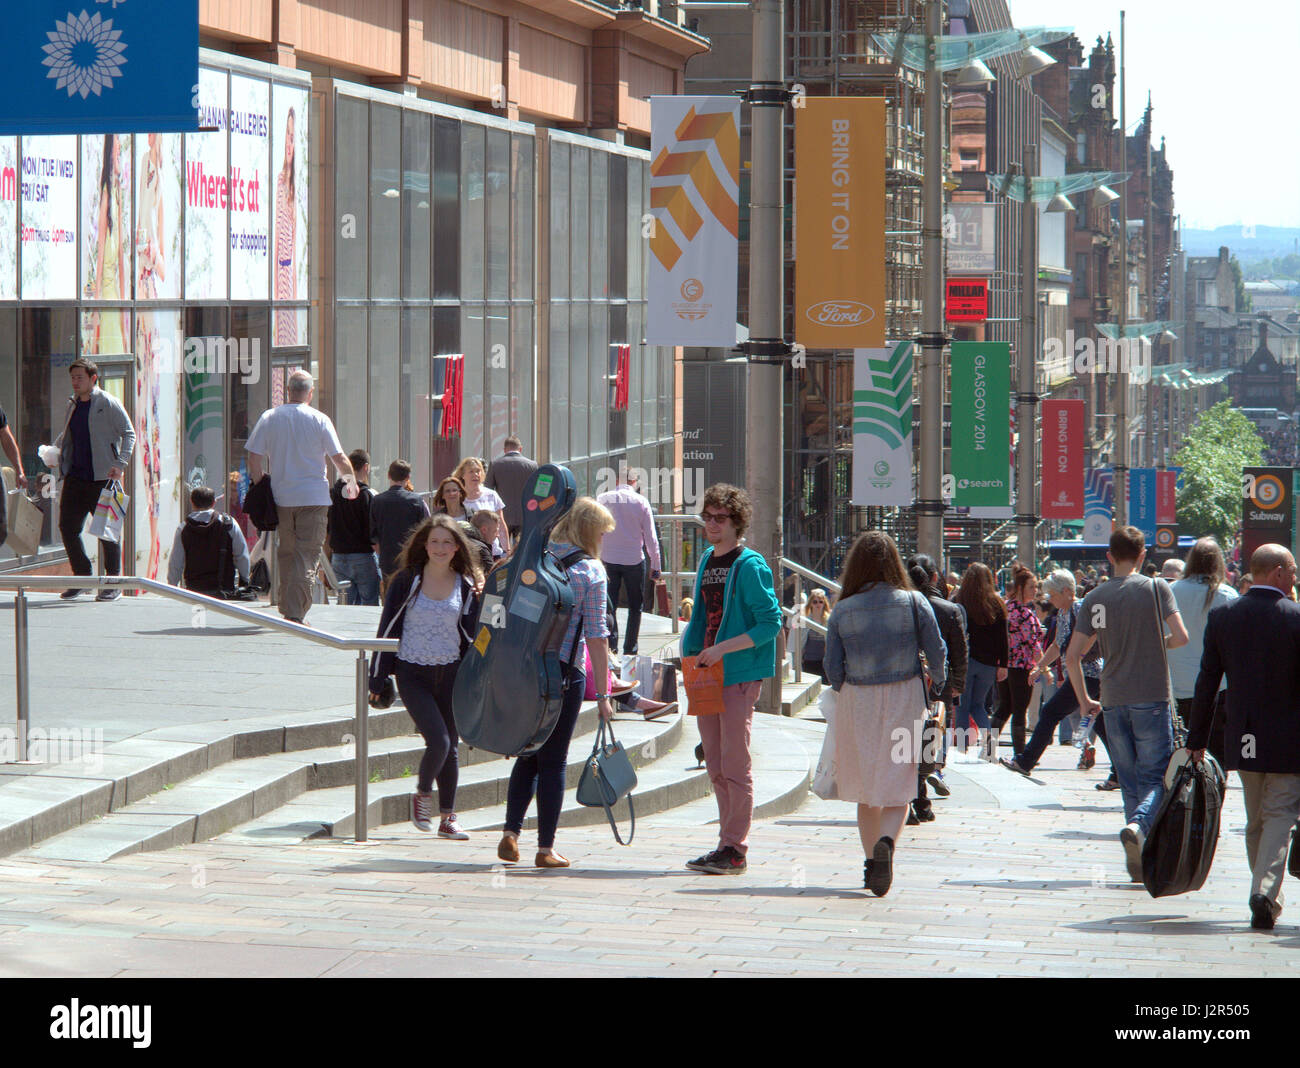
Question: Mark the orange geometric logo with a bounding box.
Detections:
[680,278,703,301]
[650,105,740,272]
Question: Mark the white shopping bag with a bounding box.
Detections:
[811,686,839,800]
[86,480,129,544]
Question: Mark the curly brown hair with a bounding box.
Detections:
[397,514,482,584]
[700,483,752,538]
[838,531,910,598]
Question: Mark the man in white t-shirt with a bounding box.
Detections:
[246,370,357,623]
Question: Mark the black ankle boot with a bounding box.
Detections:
[863,859,874,889]
[868,837,894,897]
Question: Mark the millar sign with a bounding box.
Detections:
[794,97,885,349]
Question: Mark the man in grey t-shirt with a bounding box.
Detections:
[1066,525,1189,882]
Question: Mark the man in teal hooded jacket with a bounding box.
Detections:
[681,483,782,875]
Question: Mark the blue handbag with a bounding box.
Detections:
[576,720,637,845]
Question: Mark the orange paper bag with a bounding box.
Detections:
[682,655,726,717]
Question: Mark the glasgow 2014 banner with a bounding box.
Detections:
[1041,399,1085,519]
[0,1,199,134]
[646,97,740,347]
[851,341,913,506]
[1129,467,1158,542]
[1083,467,1113,544]
[949,341,1010,507]
[794,97,885,350]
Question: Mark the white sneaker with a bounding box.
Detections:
[1120,822,1145,882]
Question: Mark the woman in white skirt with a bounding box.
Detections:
[825,531,947,896]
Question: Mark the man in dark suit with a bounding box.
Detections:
[485,435,537,541]
[1189,542,1300,930]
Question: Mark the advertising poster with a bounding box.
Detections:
[794,97,886,349]
[135,310,183,580]
[272,83,309,345]
[186,67,229,300]
[184,362,225,497]
[81,132,134,355]
[135,133,182,299]
[1041,399,1084,519]
[646,96,739,347]
[851,342,913,506]
[947,202,996,274]
[949,341,1011,508]
[1083,468,1114,544]
[0,137,16,300]
[230,75,270,300]
[20,134,78,299]
[1128,467,1157,542]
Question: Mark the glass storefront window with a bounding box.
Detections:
[486,304,509,459]
[433,116,461,301]
[401,307,431,490]
[512,135,534,300]
[549,303,568,460]
[431,305,460,481]
[570,147,589,300]
[486,130,510,302]
[460,124,485,302]
[460,304,485,460]
[335,98,369,300]
[333,306,367,452]
[549,142,569,303]
[370,103,401,300]
[590,151,608,301]
[183,306,227,501]
[369,306,399,470]
[590,301,608,458]
[609,154,627,302]
[570,300,588,459]
[509,305,533,455]
[402,111,431,301]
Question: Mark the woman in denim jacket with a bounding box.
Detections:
[825,531,947,897]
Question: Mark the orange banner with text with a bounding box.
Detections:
[794,97,886,349]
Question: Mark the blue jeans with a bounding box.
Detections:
[1104,701,1174,834]
[332,551,381,606]
[949,658,997,752]
[1019,675,1101,771]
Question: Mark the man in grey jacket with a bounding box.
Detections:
[485,434,536,540]
[53,358,135,600]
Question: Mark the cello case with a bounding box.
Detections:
[452,464,579,756]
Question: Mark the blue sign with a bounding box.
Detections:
[1129,467,1158,542]
[0,1,198,134]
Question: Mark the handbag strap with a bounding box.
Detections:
[908,592,932,711]
[1151,576,1173,705]
[588,720,635,845]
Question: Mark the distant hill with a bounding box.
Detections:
[1184,225,1300,263]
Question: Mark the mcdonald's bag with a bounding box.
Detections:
[681,655,726,716]
[1141,749,1226,898]
[4,489,43,557]
[86,480,129,544]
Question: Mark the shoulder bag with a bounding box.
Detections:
[575,720,637,845]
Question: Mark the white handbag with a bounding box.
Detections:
[811,686,839,800]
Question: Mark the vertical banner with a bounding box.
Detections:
[135,310,183,581]
[21,134,78,299]
[1156,469,1177,524]
[851,341,913,506]
[135,133,182,300]
[1083,467,1114,544]
[949,341,1010,507]
[0,137,15,300]
[185,67,229,300]
[646,96,740,346]
[272,82,310,344]
[1041,400,1084,519]
[230,75,270,300]
[1242,466,1293,546]
[794,97,885,349]
[1129,467,1158,542]
[80,131,133,325]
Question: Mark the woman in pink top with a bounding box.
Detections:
[992,564,1044,755]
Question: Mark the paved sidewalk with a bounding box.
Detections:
[0,740,1293,977]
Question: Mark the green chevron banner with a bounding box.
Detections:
[950,340,1011,507]
[852,341,914,505]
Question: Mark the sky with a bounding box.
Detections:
[1009,0,1300,231]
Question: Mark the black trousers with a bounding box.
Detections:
[992,667,1033,754]
[605,560,645,655]
[394,659,461,806]
[59,476,120,576]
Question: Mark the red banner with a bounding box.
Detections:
[1041,399,1085,519]
[613,344,631,412]
[1156,470,1177,524]
[439,354,463,439]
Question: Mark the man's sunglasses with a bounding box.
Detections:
[701,511,733,525]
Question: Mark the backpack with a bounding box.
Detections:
[451,464,580,756]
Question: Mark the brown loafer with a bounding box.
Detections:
[641,700,678,721]
[535,851,570,868]
[497,834,519,863]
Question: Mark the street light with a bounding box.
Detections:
[1046,192,1075,212]
[871,18,1072,564]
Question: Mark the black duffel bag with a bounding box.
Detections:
[1141,749,1226,898]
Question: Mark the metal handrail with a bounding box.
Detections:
[776,557,839,684]
[651,512,704,634]
[0,575,396,843]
